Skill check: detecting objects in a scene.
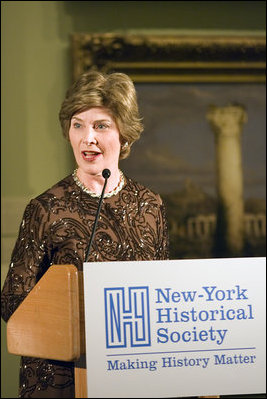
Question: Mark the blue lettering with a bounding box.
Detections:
[226,309,235,320]
[155,288,197,303]
[107,360,119,370]
[157,328,169,343]
[202,286,217,301]
[155,288,171,303]
[181,290,197,302]
[156,308,172,323]
[236,285,248,300]
[180,311,190,322]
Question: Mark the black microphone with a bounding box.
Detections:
[102,168,111,179]
[84,169,111,262]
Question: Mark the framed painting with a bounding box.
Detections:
[71,32,265,82]
[71,33,266,260]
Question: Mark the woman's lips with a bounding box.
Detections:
[81,150,101,162]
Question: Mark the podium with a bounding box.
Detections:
[6,264,87,398]
[6,263,220,399]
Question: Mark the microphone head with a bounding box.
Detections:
[102,169,111,179]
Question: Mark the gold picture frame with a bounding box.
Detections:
[71,32,266,83]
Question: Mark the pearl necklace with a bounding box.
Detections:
[72,169,125,198]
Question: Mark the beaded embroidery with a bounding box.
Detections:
[1,174,169,398]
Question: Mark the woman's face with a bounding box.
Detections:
[69,107,121,177]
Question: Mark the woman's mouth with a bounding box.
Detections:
[81,150,102,162]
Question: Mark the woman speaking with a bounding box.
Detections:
[1,70,169,398]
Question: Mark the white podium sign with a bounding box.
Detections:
[83,257,266,398]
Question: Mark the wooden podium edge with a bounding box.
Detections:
[7,264,80,361]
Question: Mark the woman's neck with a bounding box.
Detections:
[76,167,122,196]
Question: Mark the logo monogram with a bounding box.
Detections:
[104,287,151,348]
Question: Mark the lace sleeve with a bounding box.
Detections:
[1,199,49,322]
[155,199,170,260]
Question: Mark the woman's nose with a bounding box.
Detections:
[83,126,97,144]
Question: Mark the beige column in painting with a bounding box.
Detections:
[206,105,247,256]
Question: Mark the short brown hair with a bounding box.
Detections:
[59,70,143,159]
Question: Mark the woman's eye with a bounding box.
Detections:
[95,123,109,130]
[73,122,82,128]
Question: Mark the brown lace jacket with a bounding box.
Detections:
[1,173,169,398]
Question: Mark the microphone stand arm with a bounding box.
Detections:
[84,177,108,263]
